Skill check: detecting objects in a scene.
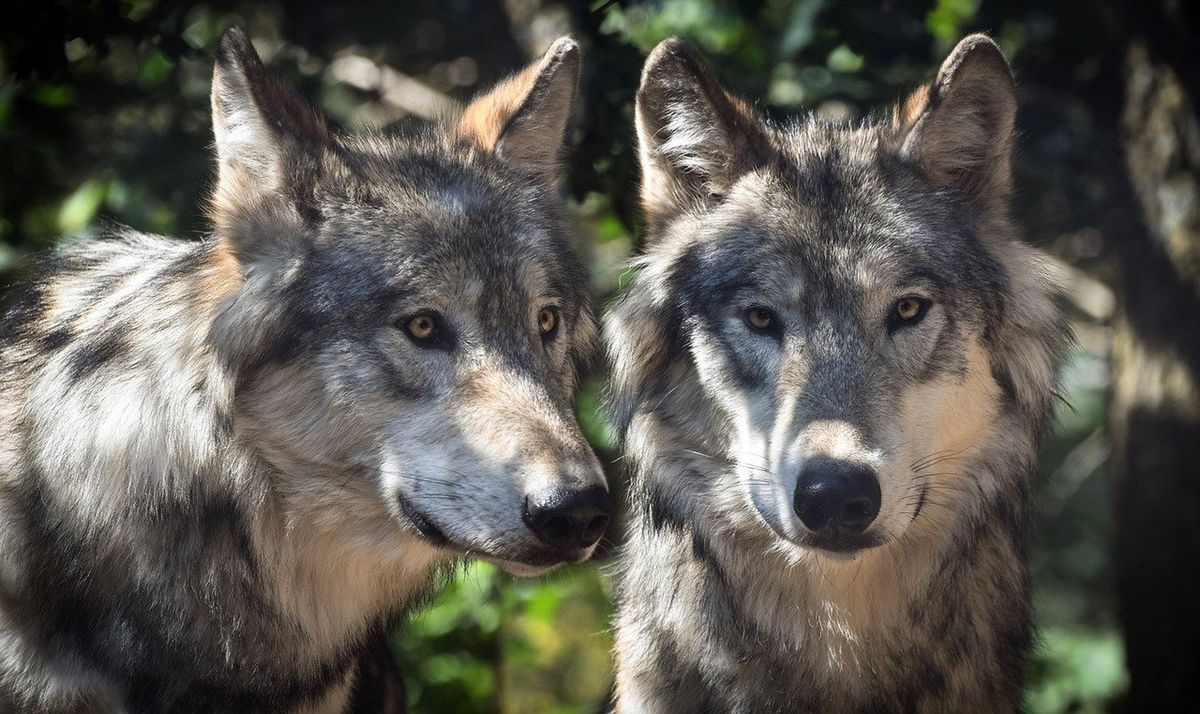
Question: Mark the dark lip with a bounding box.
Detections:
[799,531,889,555]
[395,494,586,566]
[503,548,587,567]
[397,494,450,546]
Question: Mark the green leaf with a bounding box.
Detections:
[57,179,109,234]
[139,50,174,86]
[1025,628,1128,713]
[926,0,981,50]
[827,44,864,73]
[32,84,74,108]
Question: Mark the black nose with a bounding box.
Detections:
[793,459,881,535]
[523,484,611,552]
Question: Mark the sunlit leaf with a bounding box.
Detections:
[925,0,981,50]
[1025,628,1127,713]
[826,44,864,73]
[57,179,108,234]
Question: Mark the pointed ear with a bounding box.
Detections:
[455,37,580,180]
[635,38,771,233]
[210,27,330,261]
[893,34,1017,212]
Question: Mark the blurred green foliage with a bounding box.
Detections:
[1028,629,1128,714]
[396,562,614,712]
[0,0,1129,711]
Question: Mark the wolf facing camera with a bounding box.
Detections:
[608,34,1071,712]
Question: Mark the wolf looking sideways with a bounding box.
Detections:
[0,28,610,713]
[608,35,1071,712]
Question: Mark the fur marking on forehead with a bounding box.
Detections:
[436,180,488,215]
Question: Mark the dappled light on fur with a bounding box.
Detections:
[635,37,774,233]
[893,34,1018,212]
[454,37,580,181]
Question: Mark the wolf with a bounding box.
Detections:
[606,35,1071,712]
[0,28,610,713]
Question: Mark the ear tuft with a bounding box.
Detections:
[214,27,255,73]
[894,34,1017,210]
[210,27,331,263]
[455,37,580,180]
[635,37,771,233]
[211,27,329,180]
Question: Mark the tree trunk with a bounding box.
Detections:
[1112,39,1200,711]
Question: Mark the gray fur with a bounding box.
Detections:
[0,28,605,713]
[608,35,1071,712]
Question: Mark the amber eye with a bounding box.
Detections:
[897,297,921,321]
[745,306,776,332]
[538,306,560,339]
[407,314,437,340]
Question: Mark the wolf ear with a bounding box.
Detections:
[210,27,330,262]
[893,34,1017,211]
[455,37,580,181]
[636,38,771,233]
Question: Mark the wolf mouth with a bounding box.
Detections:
[758,514,888,556]
[797,531,890,556]
[396,494,586,568]
[397,493,451,546]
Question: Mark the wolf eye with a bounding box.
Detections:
[405,313,438,341]
[745,306,777,333]
[400,311,454,350]
[890,297,930,329]
[538,306,560,340]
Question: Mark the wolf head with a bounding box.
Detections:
[609,36,1066,557]
[207,29,607,573]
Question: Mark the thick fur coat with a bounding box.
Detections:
[608,35,1071,712]
[0,29,606,713]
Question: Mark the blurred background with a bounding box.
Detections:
[2,0,1197,711]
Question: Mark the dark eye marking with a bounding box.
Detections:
[399,310,454,350]
[744,305,782,338]
[888,297,932,333]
